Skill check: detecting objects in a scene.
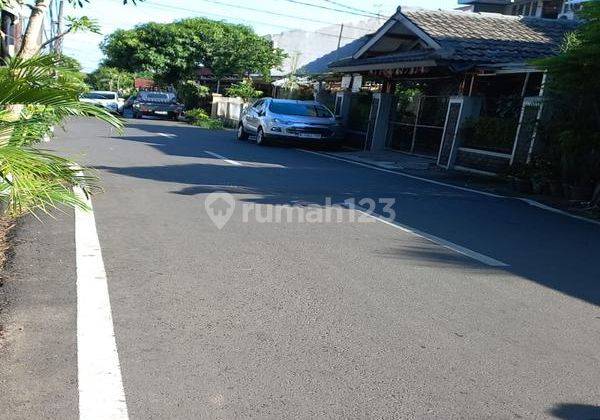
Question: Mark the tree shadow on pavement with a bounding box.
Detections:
[93,124,600,307]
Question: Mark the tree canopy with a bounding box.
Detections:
[100,18,286,85]
[536,1,600,116]
[86,66,135,95]
[534,1,600,193]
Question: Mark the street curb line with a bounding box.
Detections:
[297,149,506,199]
[299,149,600,227]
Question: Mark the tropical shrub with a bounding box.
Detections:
[177,80,210,110]
[226,79,262,101]
[534,1,600,198]
[0,54,121,216]
[185,108,224,129]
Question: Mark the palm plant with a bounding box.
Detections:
[0,54,122,216]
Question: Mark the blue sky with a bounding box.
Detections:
[63,0,456,72]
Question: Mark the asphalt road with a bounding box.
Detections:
[1,117,599,419]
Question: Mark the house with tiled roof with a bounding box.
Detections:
[322,6,578,174]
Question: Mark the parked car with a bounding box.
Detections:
[117,97,126,115]
[123,94,137,109]
[118,94,138,116]
[237,98,343,146]
[132,91,184,120]
[79,91,120,114]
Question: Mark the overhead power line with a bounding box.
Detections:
[194,0,375,32]
[281,0,379,19]
[320,0,383,18]
[142,0,366,42]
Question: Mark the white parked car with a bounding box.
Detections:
[80,91,120,114]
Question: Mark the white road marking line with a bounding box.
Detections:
[353,207,509,267]
[74,187,129,420]
[520,198,600,227]
[299,149,600,227]
[204,150,243,166]
[157,132,176,138]
[297,149,505,199]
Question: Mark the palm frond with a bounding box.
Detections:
[0,145,100,217]
[0,53,119,216]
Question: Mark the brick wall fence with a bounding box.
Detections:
[211,94,251,128]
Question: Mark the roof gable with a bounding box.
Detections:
[330,8,579,71]
[352,9,441,59]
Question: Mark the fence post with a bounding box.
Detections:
[368,93,393,152]
[211,93,222,119]
[335,91,352,126]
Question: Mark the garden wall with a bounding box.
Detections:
[211,94,249,127]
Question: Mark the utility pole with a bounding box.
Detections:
[336,23,344,51]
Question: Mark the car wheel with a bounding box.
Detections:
[237,123,249,140]
[256,127,268,146]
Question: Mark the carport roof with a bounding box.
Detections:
[329,8,580,72]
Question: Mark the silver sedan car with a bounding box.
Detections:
[237,98,343,146]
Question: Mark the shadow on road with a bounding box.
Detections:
[92,121,600,307]
[548,403,600,420]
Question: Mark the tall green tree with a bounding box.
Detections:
[101,18,286,86]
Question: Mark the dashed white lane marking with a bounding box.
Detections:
[157,132,176,138]
[353,208,509,267]
[204,150,243,166]
[297,149,505,199]
[74,186,129,420]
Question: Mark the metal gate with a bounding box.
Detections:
[364,95,380,151]
[386,95,449,157]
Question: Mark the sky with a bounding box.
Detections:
[63,0,457,72]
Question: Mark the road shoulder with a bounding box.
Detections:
[0,213,78,420]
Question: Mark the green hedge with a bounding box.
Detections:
[185,108,224,130]
[461,117,518,153]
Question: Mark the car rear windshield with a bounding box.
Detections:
[269,102,333,118]
[82,92,117,100]
[139,92,175,103]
